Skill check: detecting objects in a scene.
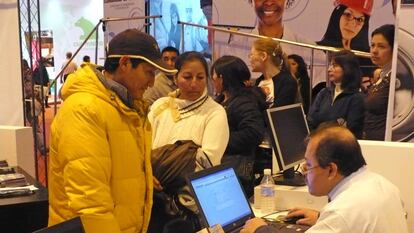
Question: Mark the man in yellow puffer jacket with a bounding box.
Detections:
[48,29,177,233]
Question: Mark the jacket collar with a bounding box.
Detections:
[94,68,149,118]
[96,70,134,109]
[327,85,358,95]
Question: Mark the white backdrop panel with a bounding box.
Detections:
[0,0,24,126]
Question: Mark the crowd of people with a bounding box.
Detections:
[46,16,405,233]
[15,1,403,233]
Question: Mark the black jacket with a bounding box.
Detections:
[220,87,267,157]
[33,65,49,86]
[255,71,298,108]
[364,77,390,140]
[307,87,365,138]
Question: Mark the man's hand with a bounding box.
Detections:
[153,177,163,191]
[240,218,267,233]
[287,208,319,226]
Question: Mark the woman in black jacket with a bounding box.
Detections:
[249,38,298,108]
[211,55,267,197]
[307,50,365,138]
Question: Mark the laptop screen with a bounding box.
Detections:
[189,166,253,230]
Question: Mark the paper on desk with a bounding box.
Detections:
[0,185,38,191]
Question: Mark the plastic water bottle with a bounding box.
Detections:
[260,169,275,214]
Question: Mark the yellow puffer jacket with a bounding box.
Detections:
[48,65,153,233]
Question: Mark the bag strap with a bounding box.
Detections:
[196,151,214,170]
[203,152,213,167]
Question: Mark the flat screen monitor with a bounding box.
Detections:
[266,103,309,186]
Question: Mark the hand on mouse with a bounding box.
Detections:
[287,208,319,226]
[240,218,267,233]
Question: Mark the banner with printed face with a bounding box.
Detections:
[213,0,406,142]
[213,0,395,80]
[103,0,146,43]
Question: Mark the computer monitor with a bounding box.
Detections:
[265,103,309,186]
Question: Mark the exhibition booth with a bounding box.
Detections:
[1,0,414,232]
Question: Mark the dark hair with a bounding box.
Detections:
[103,58,144,73]
[308,124,366,177]
[162,46,180,56]
[175,51,209,76]
[170,3,180,21]
[331,50,362,91]
[288,54,310,112]
[287,54,309,80]
[211,55,250,96]
[22,59,29,70]
[83,55,90,62]
[317,5,370,52]
[371,24,395,50]
[66,52,73,59]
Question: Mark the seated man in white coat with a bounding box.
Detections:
[242,125,409,233]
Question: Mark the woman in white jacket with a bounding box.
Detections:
[147,51,229,233]
[148,51,229,168]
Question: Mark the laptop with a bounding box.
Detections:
[187,164,253,233]
[187,164,310,233]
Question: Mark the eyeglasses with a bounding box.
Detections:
[300,163,320,175]
[342,12,365,25]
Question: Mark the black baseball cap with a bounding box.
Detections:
[107,29,177,74]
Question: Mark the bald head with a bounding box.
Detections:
[308,125,366,177]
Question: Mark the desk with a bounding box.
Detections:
[0,167,48,233]
[253,185,327,214]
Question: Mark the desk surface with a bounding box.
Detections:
[0,167,48,233]
[0,167,48,206]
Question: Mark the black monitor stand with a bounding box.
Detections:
[273,167,306,186]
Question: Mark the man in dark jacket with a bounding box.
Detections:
[33,58,50,107]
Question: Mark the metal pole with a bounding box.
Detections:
[36,0,48,187]
[95,21,99,65]
[180,23,185,53]
[211,27,215,62]
[153,17,156,40]
[101,15,161,23]
[17,0,27,126]
[178,21,371,58]
[309,49,314,103]
[26,0,39,181]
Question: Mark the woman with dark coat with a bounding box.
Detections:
[364,24,395,140]
[307,50,365,138]
[288,54,311,113]
[212,55,267,197]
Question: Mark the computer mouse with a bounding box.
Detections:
[283,215,304,224]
